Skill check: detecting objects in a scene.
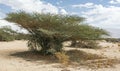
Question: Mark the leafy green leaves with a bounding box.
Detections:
[0,26,16,41]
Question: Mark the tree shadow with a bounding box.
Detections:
[10,51,58,64]
[10,49,120,69]
[66,50,104,63]
[66,50,120,68]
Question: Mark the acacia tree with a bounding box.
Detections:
[5,11,109,55]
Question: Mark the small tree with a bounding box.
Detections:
[5,11,109,55]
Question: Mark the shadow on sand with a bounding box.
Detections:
[9,49,119,68]
[10,49,104,64]
[10,51,57,64]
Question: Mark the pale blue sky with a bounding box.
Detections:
[0,0,120,38]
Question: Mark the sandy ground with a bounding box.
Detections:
[0,40,120,71]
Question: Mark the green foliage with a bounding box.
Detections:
[15,33,29,40]
[0,26,29,41]
[0,26,16,41]
[5,11,109,54]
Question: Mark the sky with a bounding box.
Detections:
[0,0,120,38]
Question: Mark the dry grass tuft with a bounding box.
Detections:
[55,52,70,66]
[118,43,120,46]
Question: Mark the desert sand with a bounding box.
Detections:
[0,40,120,71]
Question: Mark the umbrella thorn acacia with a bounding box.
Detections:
[5,11,109,55]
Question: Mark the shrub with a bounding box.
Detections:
[0,26,29,41]
[15,33,29,40]
[71,40,100,49]
[0,26,16,41]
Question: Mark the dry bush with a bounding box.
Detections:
[118,43,120,46]
[71,40,100,49]
[55,52,70,66]
[105,46,110,48]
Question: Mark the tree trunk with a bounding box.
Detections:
[39,38,63,55]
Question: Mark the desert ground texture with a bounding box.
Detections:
[0,40,120,71]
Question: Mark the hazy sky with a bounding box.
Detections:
[0,0,120,38]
